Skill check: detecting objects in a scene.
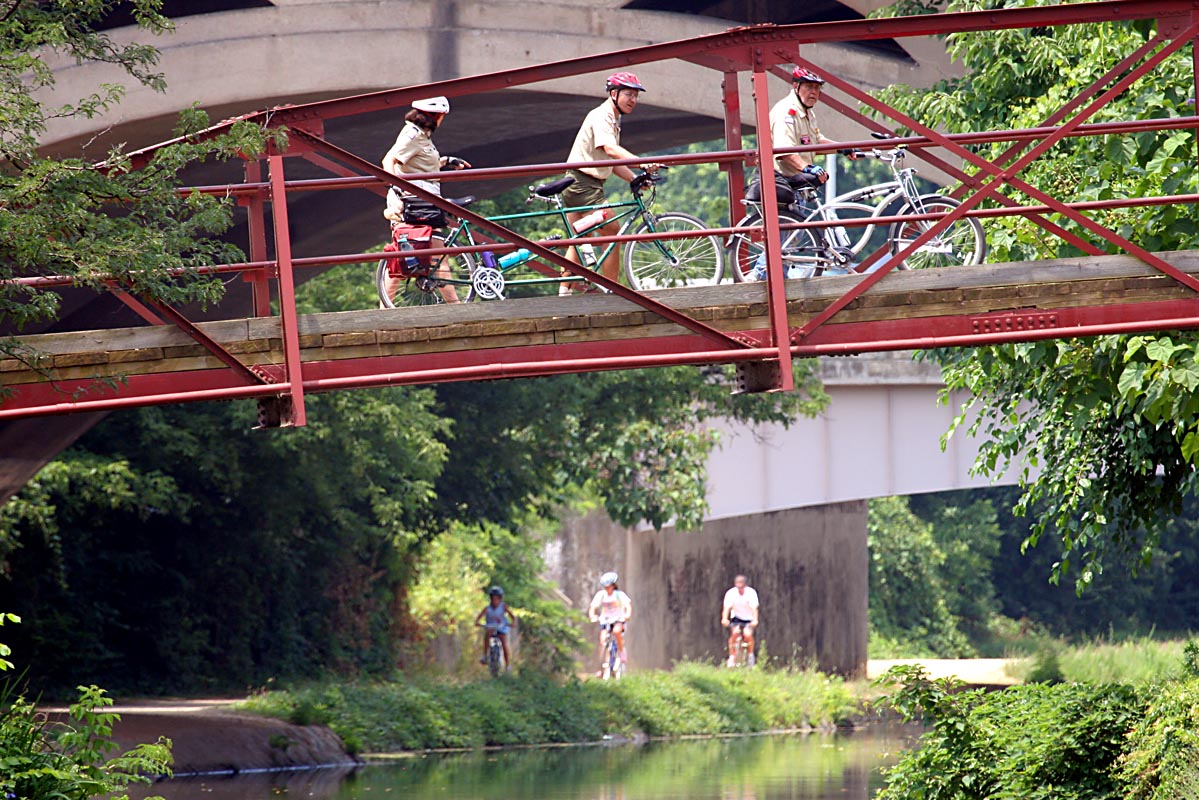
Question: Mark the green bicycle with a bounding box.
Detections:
[376,170,725,307]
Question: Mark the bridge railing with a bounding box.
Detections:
[3,0,1198,425]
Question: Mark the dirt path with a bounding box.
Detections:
[43,698,353,775]
[868,658,1020,687]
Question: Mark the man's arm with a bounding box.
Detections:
[750,603,760,627]
[721,597,731,626]
[600,144,653,182]
[506,607,517,624]
[474,608,486,625]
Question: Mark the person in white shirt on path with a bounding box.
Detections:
[588,571,632,673]
[721,574,760,667]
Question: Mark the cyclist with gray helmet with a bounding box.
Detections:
[474,586,516,668]
[588,571,632,672]
[381,96,471,304]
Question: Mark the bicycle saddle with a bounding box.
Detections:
[448,195,477,207]
[532,176,576,197]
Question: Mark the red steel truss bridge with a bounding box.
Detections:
[4,0,1199,427]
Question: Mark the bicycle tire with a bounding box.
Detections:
[488,639,502,678]
[608,638,623,681]
[377,244,476,307]
[887,195,987,270]
[728,211,818,282]
[623,212,724,290]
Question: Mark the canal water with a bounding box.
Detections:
[140,730,917,800]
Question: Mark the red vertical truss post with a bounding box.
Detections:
[722,71,747,225]
[268,153,307,426]
[750,57,794,393]
[1192,11,1199,185]
[243,159,272,317]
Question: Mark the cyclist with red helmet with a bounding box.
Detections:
[560,72,659,289]
[771,67,844,185]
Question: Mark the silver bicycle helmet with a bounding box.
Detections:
[600,572,618,587]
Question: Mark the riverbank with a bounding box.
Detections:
[239,664,860,754]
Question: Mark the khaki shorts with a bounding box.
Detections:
[562,170,607,209]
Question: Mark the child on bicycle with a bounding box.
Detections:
[588,571,632,672]
[474,586,516,669]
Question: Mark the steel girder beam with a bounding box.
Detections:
[6,295,1199,420]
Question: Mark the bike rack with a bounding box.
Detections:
[3,0,1199,424]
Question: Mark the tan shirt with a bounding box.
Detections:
[385,121,441,195]
[769,93,821,177]
[567,101,622,180]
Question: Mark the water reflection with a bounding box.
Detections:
[142,730,915,800]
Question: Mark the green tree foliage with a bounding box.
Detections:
[867,497,973,657]
[0,388,450,692]
[874,0,1199,589]
[0,0,275,365]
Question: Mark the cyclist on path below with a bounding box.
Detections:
[721,574,760,667]
[381,96,471,304]
[588,571,632,673]
[560,72,659,291]
[474,586,516,669]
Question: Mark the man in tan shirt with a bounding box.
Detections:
[560,72,657,287]
[770,67,838,184]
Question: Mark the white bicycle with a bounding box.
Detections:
[729,137,987,280]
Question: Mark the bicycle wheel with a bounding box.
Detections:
[488,639,502,678]
[728,211,819,282]
[377,252,475,307]
[624,212,724,290]
[888,195,987,269]
[608,640,623,681]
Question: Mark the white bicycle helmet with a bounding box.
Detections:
[412,96,450,114]
[600,572,618,587]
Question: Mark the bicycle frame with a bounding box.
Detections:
[437,189,656,289]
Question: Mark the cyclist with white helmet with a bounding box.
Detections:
[588,571,632,672]
[381,96,471,304]
[560,73,660,289]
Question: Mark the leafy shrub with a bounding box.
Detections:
[1024,644,1064,684]
[0,682,172,800]
[876,665,1144,800]
[1120,678,1199,799]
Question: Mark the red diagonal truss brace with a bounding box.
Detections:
[3,0,1199,424]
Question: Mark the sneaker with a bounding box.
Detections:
[620,649,628,663]
[748,654,756,667]
[749,253,768,282]
[479,657,488,665]
[727,655,736,668]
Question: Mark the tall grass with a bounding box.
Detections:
[240,663,859,753]
[1007,636,1190,684]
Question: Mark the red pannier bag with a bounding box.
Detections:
[384,224,435,278]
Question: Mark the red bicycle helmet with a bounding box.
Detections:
[606,71,647,92]
[791,67,826,84]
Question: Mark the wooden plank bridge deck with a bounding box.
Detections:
[4,250,1199,393]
